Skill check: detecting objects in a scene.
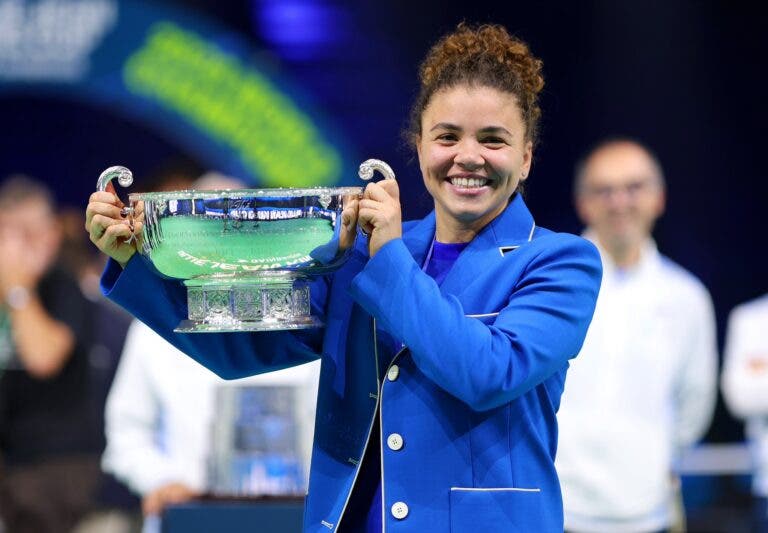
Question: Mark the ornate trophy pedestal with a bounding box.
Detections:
[178,275,319,332]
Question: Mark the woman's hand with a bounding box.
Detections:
[358,180,402,257]
[338,193,359,252]
[85,183,140,268]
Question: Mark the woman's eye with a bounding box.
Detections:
[482,137,505,145]
[436,133,457,142]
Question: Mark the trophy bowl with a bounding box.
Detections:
[98,160,395,333]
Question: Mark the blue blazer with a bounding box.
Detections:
[102,194,602,532]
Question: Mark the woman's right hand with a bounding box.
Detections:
[85,183,140,268]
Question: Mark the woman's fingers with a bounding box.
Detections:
[86,188,138,266]
[89,213,127,243]
[358,198,381,211]
[85,202,125,230]
[98,222,133,248]
[363,182,386,202]
[338,196,359,251]
[86,191,123,231]
[358,198,401,256]
[341,197,359,227]
[363,180,400,202]
[357,200,377,219]
[87,191,121,208]
[377,179,400,201]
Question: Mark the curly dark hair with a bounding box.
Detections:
[406,23,545,148]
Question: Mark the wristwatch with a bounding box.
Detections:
[5,286,31,310]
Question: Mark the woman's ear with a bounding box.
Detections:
[521,140,533,181]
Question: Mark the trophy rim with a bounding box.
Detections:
[128,186,363,202]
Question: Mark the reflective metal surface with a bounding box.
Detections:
[98,158,396,332]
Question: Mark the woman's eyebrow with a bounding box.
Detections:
[429,122,461,132]
[428,124,513,136]
[478,126,513,136]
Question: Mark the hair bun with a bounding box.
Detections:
[420,23,544,100]
[407,23,545,146]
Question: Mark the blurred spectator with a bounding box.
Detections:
[57,206,141,533]
[721,296,768,533]
[103,321,320,532]
[101,173,320,533]
[0,175,101,533]
[555,139,718,532]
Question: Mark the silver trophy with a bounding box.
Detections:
[97,160,395,333]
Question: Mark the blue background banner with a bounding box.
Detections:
[0,0,357,198]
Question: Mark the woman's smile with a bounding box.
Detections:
[446,172,492,193]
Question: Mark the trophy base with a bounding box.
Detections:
[176,275,321,333]
[175,316,322,333]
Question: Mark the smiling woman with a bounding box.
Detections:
[417,86,532,242]
[86,22,602,533]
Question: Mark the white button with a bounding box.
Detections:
[391,501,409,519]
[387,365,400,381]
[387,433,403,451]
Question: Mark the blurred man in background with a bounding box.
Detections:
[556,139,718,532]
[0,175,101,533]
[721,297,768,533]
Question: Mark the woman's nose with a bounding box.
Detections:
[454,141,484,170]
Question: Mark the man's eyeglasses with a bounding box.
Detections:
[580,178,660,201]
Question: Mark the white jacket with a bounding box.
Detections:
[721,294,768,497]
[556,238,718,532]
[102,320,320,495]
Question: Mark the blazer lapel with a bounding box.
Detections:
[401,211,437,267]
[439,194,536,302]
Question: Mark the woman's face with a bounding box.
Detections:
[417,85,532,240]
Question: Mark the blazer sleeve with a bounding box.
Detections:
[349,234,602,411]
[100,255,323,380]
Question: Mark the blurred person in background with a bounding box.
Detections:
[721,297,768,533]
[102,173,320,533]
[556,139,718,532]
[58,206,140,533]
[0,175,101,533]
[103,321,320,533]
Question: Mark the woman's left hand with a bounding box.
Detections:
[358,180,402,257]
[338,193,359,252]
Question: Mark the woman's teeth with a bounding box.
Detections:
[450,177,488,189]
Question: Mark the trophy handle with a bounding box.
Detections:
[97,166,134,218]
[358,159,396,182]
[98,166,137,243]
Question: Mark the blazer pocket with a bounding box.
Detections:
[449,487,554,533]
[465,312,500,326]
